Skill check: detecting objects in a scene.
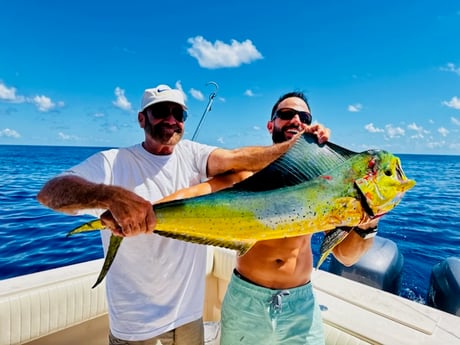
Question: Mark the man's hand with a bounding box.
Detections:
[101,189,156,237]
[357,218,379,230]
[302,123,331,144]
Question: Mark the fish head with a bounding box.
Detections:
[354,150,415,217]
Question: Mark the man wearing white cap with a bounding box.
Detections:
[37,84,303,345]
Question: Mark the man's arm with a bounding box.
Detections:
[331,219,379,266]
[159,171,253,203]
[206,134,300,178]
[37,175,156,237]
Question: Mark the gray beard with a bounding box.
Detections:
[144,119,183,144]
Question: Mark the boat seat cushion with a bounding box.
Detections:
[0,260,107,345]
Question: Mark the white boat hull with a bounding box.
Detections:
[1,247,459,345]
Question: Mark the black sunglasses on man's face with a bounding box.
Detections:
[273,108,312,125]
[148,103,188,122]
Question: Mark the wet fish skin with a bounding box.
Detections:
[70,145,414,288]
[153,150,414,247]
[316,150,415,267]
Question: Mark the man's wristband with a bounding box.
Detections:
[354,226,378,240]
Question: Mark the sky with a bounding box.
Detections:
[1,1,459,155]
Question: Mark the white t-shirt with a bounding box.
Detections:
[66,140,217,341]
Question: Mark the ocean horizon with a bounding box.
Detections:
[3,142,460,156]
[1,144,459,306]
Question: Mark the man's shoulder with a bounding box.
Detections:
[96,144,141,161]
[177,139,216,152]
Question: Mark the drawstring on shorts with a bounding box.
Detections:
[268,290,290,314]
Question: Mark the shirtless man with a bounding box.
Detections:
[168,91,377,345]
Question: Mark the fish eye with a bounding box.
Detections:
[385,169,392,177]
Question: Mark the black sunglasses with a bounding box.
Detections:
[273,108,312,125]
[147,103,188,122]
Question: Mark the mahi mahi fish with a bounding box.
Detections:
[69,133,415,288]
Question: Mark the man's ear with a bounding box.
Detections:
[138,112,146,128]
[266,120,274,133]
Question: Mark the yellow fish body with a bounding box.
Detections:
[70,134,415,287]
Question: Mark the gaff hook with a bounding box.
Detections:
[191,81,219,141]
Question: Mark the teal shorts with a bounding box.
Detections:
[220,271,325,345]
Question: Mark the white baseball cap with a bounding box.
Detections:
[140,84,187,112]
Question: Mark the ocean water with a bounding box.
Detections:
[0,145,459,305]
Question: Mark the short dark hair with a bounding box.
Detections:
[270,91,310,120]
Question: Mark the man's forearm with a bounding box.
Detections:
[37,175,115,214]
[208,135,297,177]
[332,231,374,266]
[232,139,294,171]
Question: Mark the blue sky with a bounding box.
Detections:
[1,1,459,155]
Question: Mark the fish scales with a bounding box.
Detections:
[68,134,415,288]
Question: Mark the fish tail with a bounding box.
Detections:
[92,234,123,288]
[316,227,351,269]
[67,219,105,237]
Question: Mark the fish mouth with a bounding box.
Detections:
[354,158,415,219]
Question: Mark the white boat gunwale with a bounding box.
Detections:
[1,247,459,345]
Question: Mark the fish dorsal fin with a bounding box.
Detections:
[234,133,357,191]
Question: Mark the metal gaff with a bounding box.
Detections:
[191,81,219,141]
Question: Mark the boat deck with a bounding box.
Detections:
[1,247,459,345]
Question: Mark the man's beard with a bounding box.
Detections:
[271,124,298,143]
[144,119,183,145]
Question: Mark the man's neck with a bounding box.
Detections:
[142,141,175,155]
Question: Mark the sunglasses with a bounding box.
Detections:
[273,108,312,125]
[147,103,188,122]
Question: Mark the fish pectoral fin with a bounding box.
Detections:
[154,230,255,255]
[67,219,105,237]
[316,227,352,269]
[92,234,123,289]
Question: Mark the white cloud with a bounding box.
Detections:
[0,128,21,138]
[407,122,429,138]
[217,137,225,144]
[385,124,405,138]
[190,88,204,101]
[364,123,384,133]
[438,127,449,137]
[0,82,25,103]
[58,132,71,140]
[104,124,119,133]
[32,95,56,112]
[112,87,131,111]
[348,103,362,112]
[175,81,187,102]
[442,96,460,109]
[427,140,446,149]
[451,116,460,126]
[58,132,81,141]
[187,36,263,69]
[0,82,61,111]
[244,89,255,97]
[440,63,460,76]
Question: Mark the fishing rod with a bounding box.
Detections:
[191,81,219,141]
